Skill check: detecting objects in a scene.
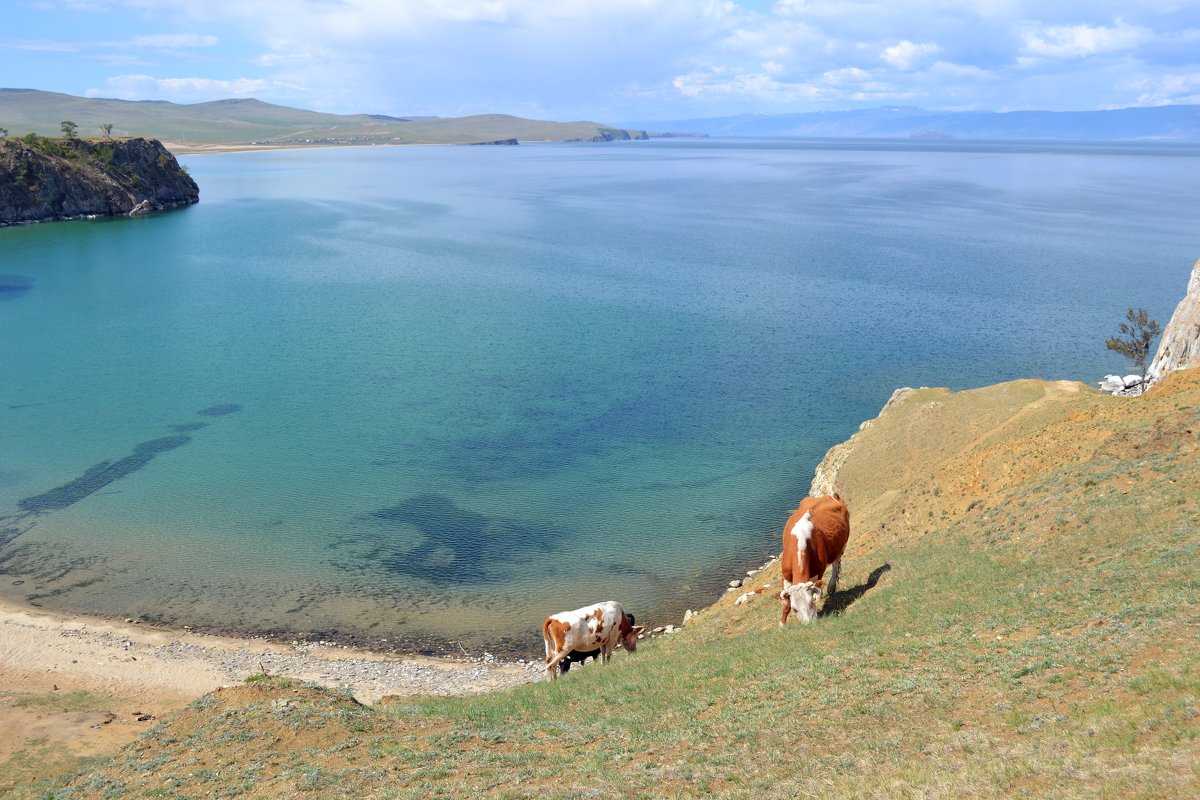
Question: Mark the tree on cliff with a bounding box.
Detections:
[1106,307,1161,383]
[60,120,78,139]
[101,123,113,139]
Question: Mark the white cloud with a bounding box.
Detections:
[880,40,940,70]
[129,33,219,49]
[1020,21,1152,60]
[85,74,278,102]
[9,39,81,52]
[17,1,1200,118]
[672,68,823,102]
[925,60,991,80]
[822,66,871,84]
[1131,71,1200,105]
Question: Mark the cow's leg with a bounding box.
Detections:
[779,591,791,626]
[826,558,842,597]
[544,638,557,681]
[545,650,567,681]
[600,645,613,665]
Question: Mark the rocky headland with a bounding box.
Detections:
[1148,256,1200,381]
[0,136,198,226]
[567,128,651,142]
[1095,256,1200,395]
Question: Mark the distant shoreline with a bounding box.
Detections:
[167,139,572,156]
[166,141,421,156]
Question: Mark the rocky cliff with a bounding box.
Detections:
[1148,256,1200,382]
[568,128,651,142]
[0,136,198,226]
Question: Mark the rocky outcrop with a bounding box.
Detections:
[569,129,651,143]
[0,136,198,226]
[1147,256,1200,383]
[810,386,923,496]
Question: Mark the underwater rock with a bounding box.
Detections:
[197,404,242,417]
[18,435,191,513]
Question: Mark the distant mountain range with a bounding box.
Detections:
[621,105,1200,142]
[0,89,648,150]
[5,90,1198,147]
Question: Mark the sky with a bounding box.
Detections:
[3,1,1200,122]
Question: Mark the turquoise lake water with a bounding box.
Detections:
[1,139,1197,654]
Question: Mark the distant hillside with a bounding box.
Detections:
[623,104,1200,142]
[0,89,649,150]
[0,136,198,226]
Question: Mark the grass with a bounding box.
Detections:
[0,690,116,800]
[15,370,1200,798]
[8,690,112,713]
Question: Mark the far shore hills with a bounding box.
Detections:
[3,89,1200,153]
[0,89,665,151]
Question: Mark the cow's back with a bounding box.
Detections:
[806,495,849,576]
[780,494,850,585]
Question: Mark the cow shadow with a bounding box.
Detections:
[820,563,892,618]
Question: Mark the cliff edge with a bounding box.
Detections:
[0,136,198,226]
[1148,256,1200,382]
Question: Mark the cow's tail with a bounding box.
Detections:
[541,617,554,663]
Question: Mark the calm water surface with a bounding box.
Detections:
[1,139,1197,654]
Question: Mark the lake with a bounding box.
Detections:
[1,138,1197,655]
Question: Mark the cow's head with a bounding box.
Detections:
[620,613,646,652]
[785,581,822,624]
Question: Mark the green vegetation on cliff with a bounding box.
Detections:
[0,135,198,225]
[14,368,1197,799]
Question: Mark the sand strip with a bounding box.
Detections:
[0,596,537,705]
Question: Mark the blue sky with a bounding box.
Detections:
[4,1,1200,121]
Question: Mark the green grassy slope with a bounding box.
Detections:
[13,370,1199,799]
[0,90,645,147]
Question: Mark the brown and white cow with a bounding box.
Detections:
[542,601,645,680]
[778,493,850,625]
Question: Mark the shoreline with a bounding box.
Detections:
[0,595,538,707]
[0,545,773,705]
[0,593,539,787]
[166,139,562,156]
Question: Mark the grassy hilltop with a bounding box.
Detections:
[7,366,1196,798]
[0,89,648,150]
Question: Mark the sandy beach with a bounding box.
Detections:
[0,596,538,788]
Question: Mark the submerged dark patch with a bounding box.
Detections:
[17,435,191,514]
[197,404,242,417]
[365,493,563,582]
[0,275,34,301]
